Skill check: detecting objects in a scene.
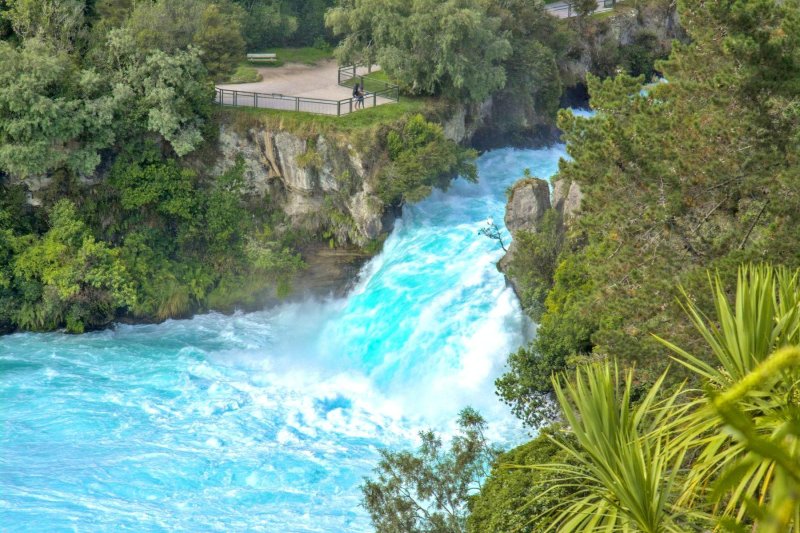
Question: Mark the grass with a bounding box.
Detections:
[225,65,262,84]
[219,95,440,135]
[247,47,334,68]
[339,70,399,94]
[361,70,390,82]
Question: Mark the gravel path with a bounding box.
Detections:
[216,60,374,101]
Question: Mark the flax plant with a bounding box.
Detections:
[528,363,695,532]
[657,264,800,530]
[526,265,800,532]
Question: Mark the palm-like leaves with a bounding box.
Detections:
[658,265,800,383]
[527,264,800,532]
[529,363,692,532]
[656,265,800,526]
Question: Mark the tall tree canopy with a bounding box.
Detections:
[125,0,246,80]
[497,0,800,425]
[326,0,512,102]
[0,38,115,177]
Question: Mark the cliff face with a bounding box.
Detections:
[442,93,562,150]
[497,177,554,294]
[498,177,583,297]
[214,126,388,248]
[562,2,686,87]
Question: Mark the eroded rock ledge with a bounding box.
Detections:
[215,126,387,247]
[498,175,583,298]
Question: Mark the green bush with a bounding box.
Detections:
[468,427,579,533]
[379,114,477,205]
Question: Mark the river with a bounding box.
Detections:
[0,142,570,531]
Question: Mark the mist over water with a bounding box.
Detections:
[0,145,566,532]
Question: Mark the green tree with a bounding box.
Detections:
[0,38,115,177]
[103,28,213,156]
[232,0,297,50]
[2,0,86,51]
[504,209,564,321]
[288,0,334,46]
[467,427,579,533]
[326,0,511,102]
[192,2,246,80]
[12,200,135,332]
[363,408,500,533]
[110,160,199,223]
[94,0,132,28]
[379,114,477,206]
[572,0,598,18]
[0,0,15,39]
[487,0,572,131]
[125,0,246,79]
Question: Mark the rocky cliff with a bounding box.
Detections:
[214,124,390,248]
[498,177,553,293]
[561,0,686,90]
[498,176,583,298]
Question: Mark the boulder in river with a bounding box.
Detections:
[504,177,551,233]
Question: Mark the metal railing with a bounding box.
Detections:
[337,66,400,102]
[546,0,616,18]
[214,65,400,116]
[214,86,397,116]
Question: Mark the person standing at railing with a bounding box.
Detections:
[357,83,366,110]
[352,82,359,104]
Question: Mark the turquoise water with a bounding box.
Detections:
[0,145,566,532]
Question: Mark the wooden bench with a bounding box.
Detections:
[247,53,277,63]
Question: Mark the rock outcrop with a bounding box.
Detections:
[442,99,495,144]
[552,178,583,221]
[498,176,583,299]
[505,178,552,233]
[498,177,553,285]
[214,126,387,246]
[561,2,686,88]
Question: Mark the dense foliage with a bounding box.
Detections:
[466,427,579,533]
[498,0,800,426]
[0,153,304,333]
[326,0,569,116]
[231,0,336,49]
[125,0,247,80]
[529,265,800,531]
[0,1,307,332]
[379,114,478,205]
[95,0,336,53]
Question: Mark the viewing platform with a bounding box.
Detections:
[215,60,398,116]
[546,0,617,18]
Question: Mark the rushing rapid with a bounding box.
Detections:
[0,146,566,532]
